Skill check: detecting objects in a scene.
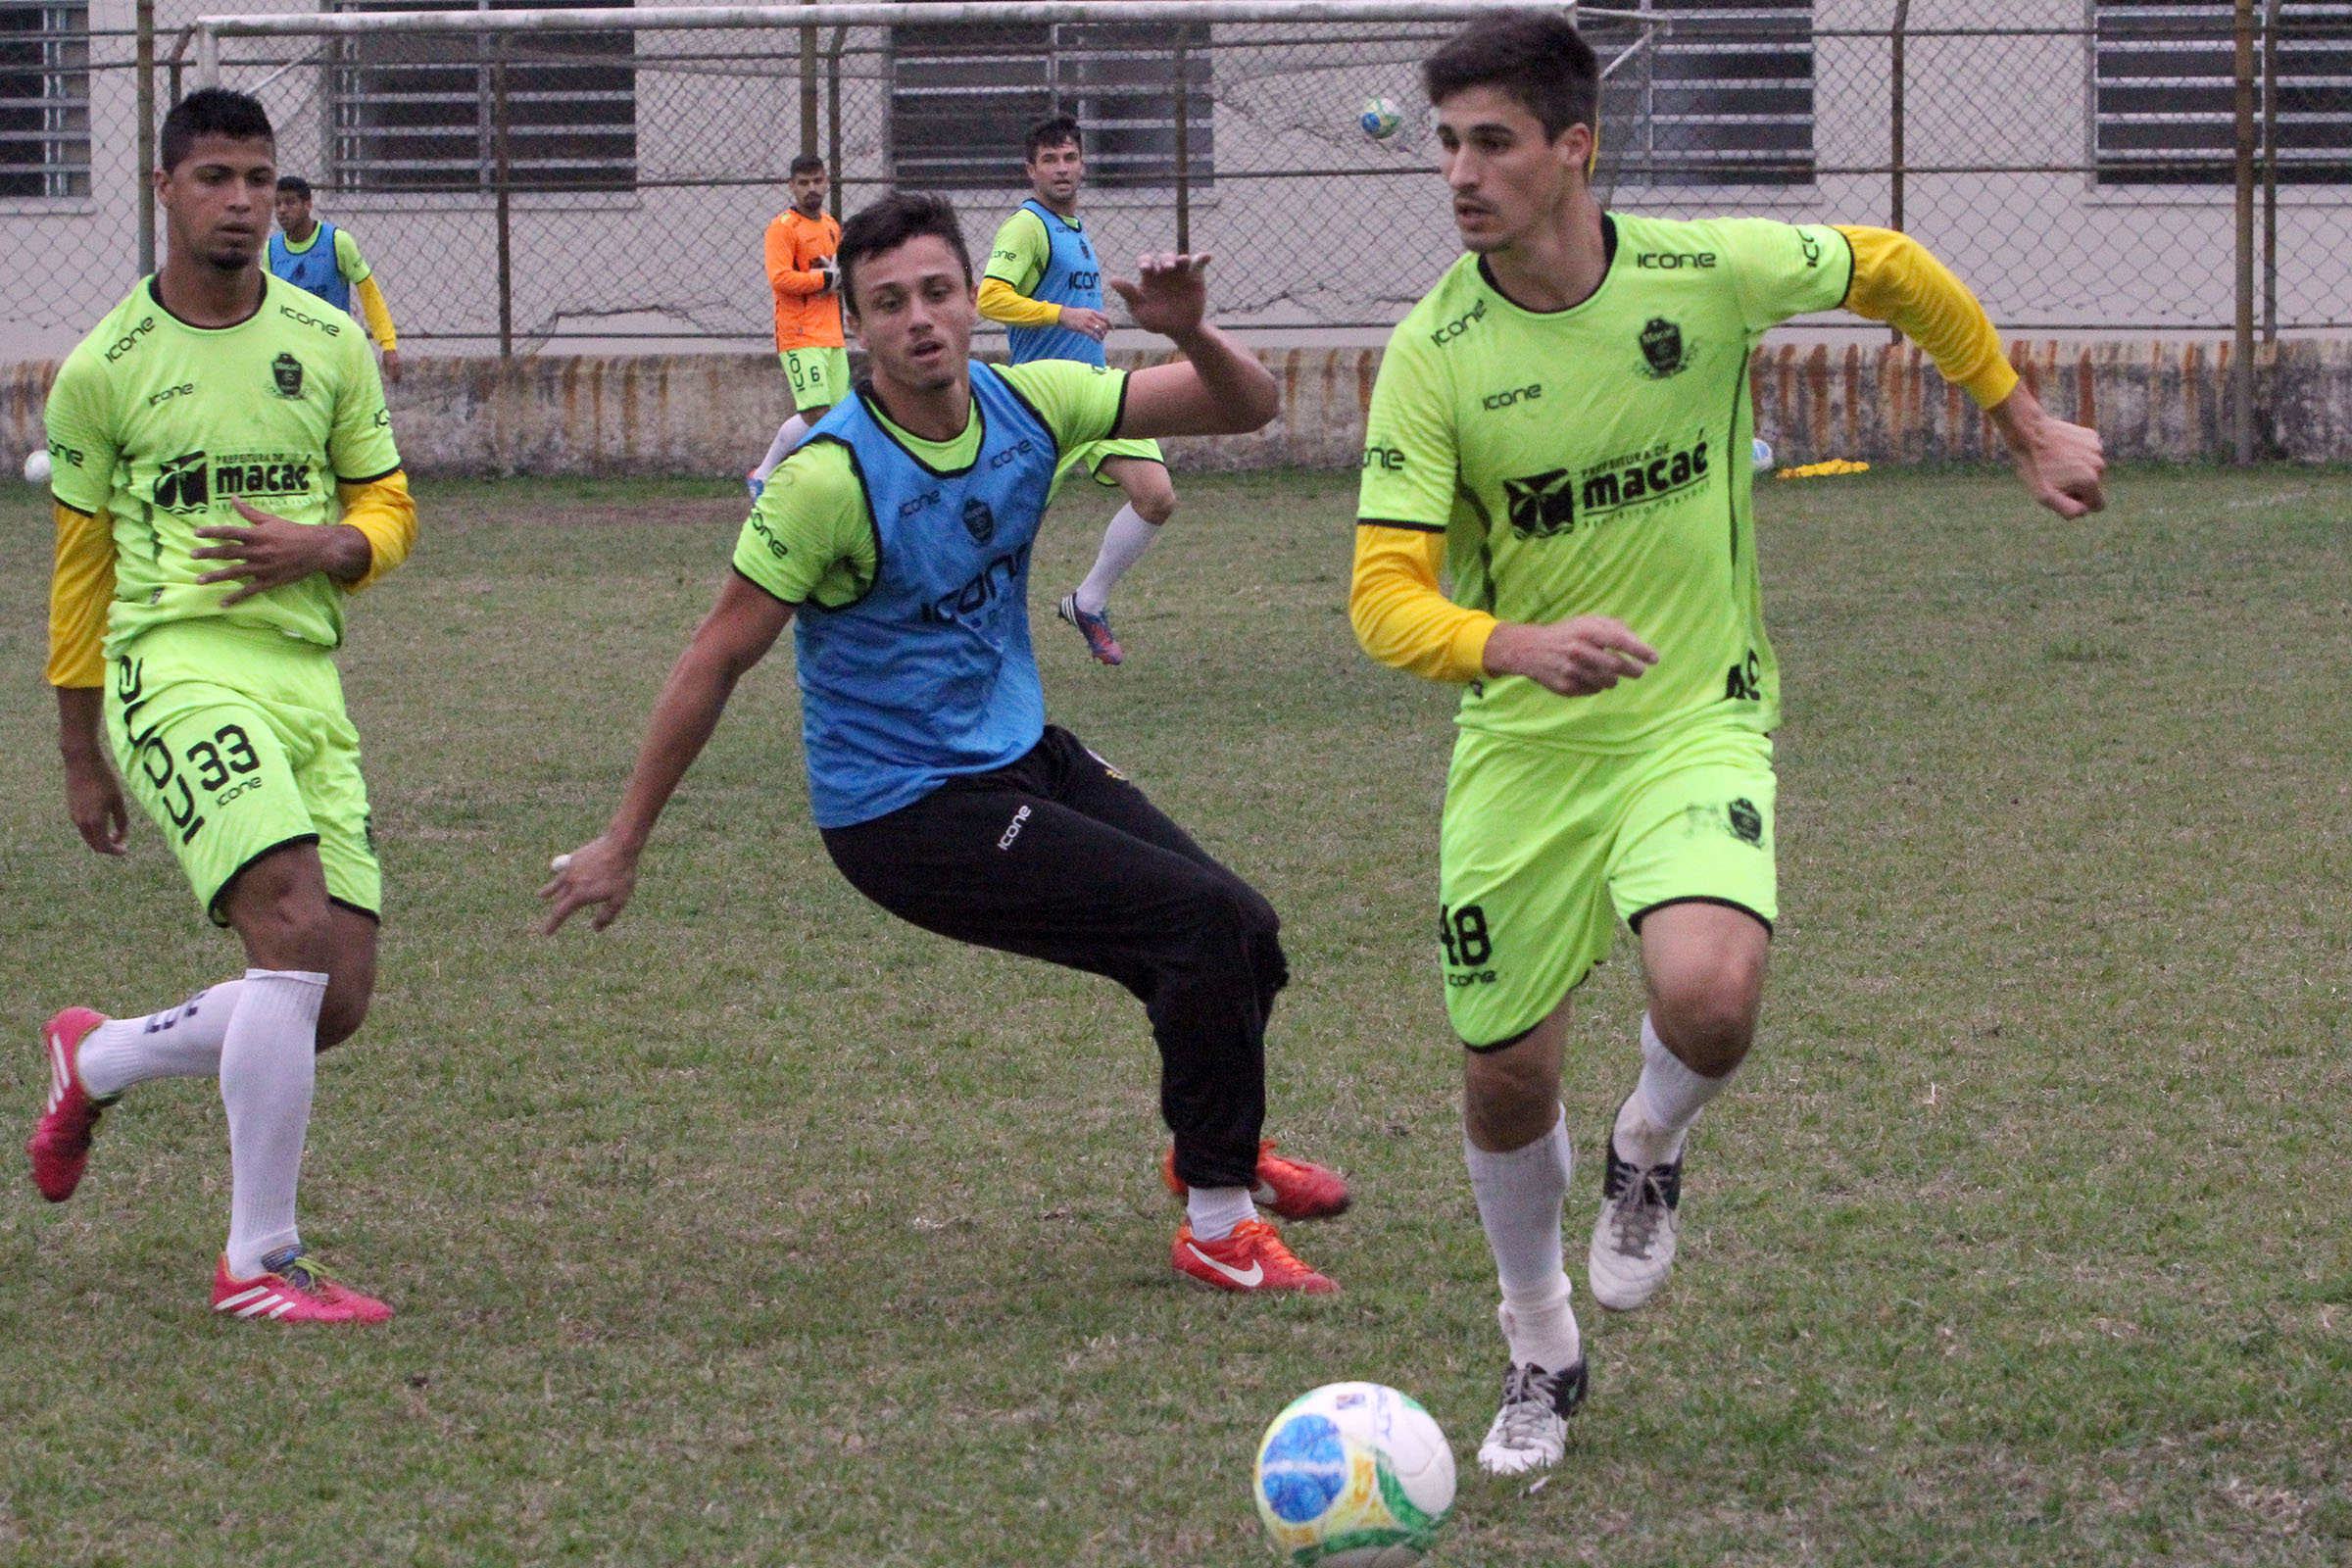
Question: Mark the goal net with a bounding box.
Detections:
[187,1,1670,350]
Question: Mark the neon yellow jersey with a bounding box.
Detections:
[45,274,402,656]
[1357,214,1855,752]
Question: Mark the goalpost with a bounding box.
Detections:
[183,1,1664,350]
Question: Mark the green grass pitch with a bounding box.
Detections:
[2,466,2348,1566]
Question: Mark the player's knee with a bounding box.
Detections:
[1651,976,1759,1077]
[235,891,336,973]
[1131,474,1176,526]
[316,982,372,1052]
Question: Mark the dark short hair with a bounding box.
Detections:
[160,87,273,173]
[1423,10,1599,141]
[837,191,972,315]
[789,154,826,178]
[1023,115,1082,163]
[275,173,312,200]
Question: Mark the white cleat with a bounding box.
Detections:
[1588,1133,1683,1311]
[1476,1357,1589,1475]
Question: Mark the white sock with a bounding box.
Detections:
[75,980,245,1098]
[1186,1185,1256,1243]
[1615,1012,1734,1167]
[752,414,811,480]
[1073,503,1161,614]
[220,969,326,1277]
[1466,1110,1581,1369]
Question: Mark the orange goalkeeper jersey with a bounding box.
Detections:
[765,207,844,351]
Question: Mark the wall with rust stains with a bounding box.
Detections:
[5,341,2347,483]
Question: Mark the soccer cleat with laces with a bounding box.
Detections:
[27,1007,115,1202]
[1171,1218,1339,1295]
[1159,1139,1352,1221]
[1056,593,1125,665]
[212,1249,394,1324]
[1588,1125,1684,1311]
[1476,1354,1590,1475]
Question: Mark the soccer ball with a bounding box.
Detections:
[24,448,51,483]
[1358,98,1403,140]
[1253,1382,1455,1566]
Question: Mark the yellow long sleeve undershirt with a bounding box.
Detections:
[1348,226,2024,686]
[354,273,398,350]
[45,471,418,687]
[975,276,1065,330]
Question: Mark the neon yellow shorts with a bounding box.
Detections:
[107,622,380,926]
[1438,722,1777,1046]
[780,346,851,412]
[1054,436,1166,496]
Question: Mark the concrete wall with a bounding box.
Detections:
[5,341,2348,482]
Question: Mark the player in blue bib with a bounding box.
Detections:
[980,117,1180,668]
[544,192,1353,1295]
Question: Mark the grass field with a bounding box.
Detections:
[2,464,2348,1567]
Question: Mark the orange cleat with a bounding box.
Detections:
[1160,1139,1351,1221]
[211,1251,394,1325]
[1171,1218,1339,1295]
[27,1007,114,1202]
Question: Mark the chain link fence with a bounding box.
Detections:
[1,0,2346,359]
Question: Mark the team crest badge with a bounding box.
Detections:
[1639,317,1690,379]
[271,352,305,398]
[1727,798,1764,845]
[961,497,997,545]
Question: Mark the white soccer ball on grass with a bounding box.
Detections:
[1254,1382,1454,1566]
[24,448,52,483]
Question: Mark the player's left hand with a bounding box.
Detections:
[1992,384,2106,518]
[1111,253,1213,339]
[193,502,368,604]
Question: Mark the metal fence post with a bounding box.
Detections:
[137,0,155,275]
[1887,0,1907,346]
[800,0,819,160]
[827,24,846,220]
[2261,0,2278,344]
[495,49,514,360]
[2231,0,2255,464]
[1173,36,1191,254]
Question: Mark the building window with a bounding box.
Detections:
[890,21,1213,189]
[2095,0,2352,184]
[1599,0,1815,187]
[0,4,89,199]
[328,0,636,192]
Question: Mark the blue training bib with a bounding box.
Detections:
[791,363,1064,827]
[268,222,351,314]
[1005,201,1105,368]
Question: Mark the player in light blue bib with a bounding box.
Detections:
[979,116,1180,668]
[545,192,1355,1297]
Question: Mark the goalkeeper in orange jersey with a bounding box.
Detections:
[748,156,846,498]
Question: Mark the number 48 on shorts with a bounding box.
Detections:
[1440,903,1495,986]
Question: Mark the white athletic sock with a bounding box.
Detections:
[1072,504,1161,614]
[1466,1110,1581,1369]
[220,969,326,1277]
[752,414,811,481]
[74,980,244,1099]
[1186,1185,1256,1243]
[1616,1012,1735,1167]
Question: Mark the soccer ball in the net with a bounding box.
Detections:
[1253,1383,1455,1566]
[1358,97,1403,140]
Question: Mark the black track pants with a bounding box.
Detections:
[820,726,1286,1190]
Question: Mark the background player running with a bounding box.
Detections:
[29,88,419,1323]
[1350,11,2106,1474]
[748,156,845,498]
[543,192,1348,1293]
[269,174,402,384]
[978,116,1176,666]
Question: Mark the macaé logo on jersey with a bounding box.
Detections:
[152,451,210,512]
[1577,435,1710,517]
[105,316,157,363]
[1482,384,1543,411]
[151,450,313,513]
[271,353,305,398]
[1502,468,1575,538]
[1430,298,1488,349]
[961,497,998,545]
[1639,317,1691,378]
[1635,251,1717,270]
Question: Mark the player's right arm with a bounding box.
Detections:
[44,351,129,855]
[541,447,866,934]
[1349,328,1655,697]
